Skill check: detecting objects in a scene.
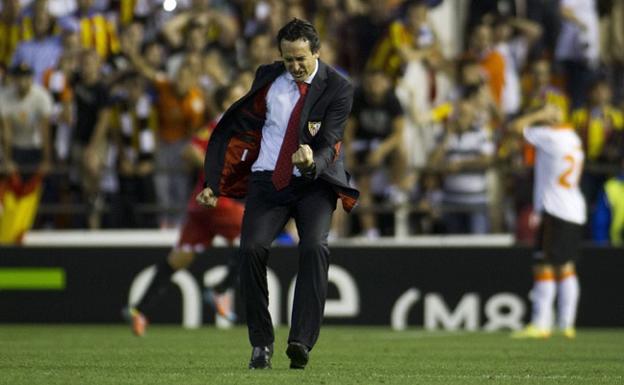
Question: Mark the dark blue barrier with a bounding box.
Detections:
[0,246,622,329]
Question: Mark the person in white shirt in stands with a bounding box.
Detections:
[1,64,53,181]
[429,87,495,234]
[492,15,542,119]
[555,0,600,108]
[509,103,586,339]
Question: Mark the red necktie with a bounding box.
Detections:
[272,81,309,190]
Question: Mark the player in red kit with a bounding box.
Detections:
[124,84,246,336]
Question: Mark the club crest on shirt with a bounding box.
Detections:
[308,121,321,136]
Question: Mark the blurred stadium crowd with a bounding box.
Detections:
[0,0,623,244]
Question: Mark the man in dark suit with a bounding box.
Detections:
[196,19,358,370]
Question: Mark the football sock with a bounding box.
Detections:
[135,260,175,314]
[531,271,556,330]
[213,251,241,294]
[557,273,580,330]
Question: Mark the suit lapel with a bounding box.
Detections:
[299,61,327,135]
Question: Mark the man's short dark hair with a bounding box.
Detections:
[405,0,429,10]
[276,18,320,54]
[9,63,33,77]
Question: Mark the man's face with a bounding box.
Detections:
[280,38,319,83]
[249,34,271,64]
[78,0,94,11]
[125,22,144,50]
[187,27,206,52]
[494,23,512,43]
[471,25,492,53]
[62,31,81,52]
[81,52,101,80]
[176,66,194,95]
[461,63,482,86]
[591,83,611,105]
[15,75,33,95]
[406,5,427,30]
[33,9,51,38]
[457,99,476,129]
[126,78,144,101]
[363,72,389,102]
[532,60,550,87]
[145,43,164,68]
[223,85,246,109]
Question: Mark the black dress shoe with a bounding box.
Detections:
[286,342,309,369]
[249,344,273,369]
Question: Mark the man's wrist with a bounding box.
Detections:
[300,161,316,178]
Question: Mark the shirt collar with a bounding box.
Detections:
[285,59,319,85]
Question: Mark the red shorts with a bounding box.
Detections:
[177,203,244,252]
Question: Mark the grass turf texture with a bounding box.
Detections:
[1,326,623,385]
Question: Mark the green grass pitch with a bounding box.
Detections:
[1,326,623,385]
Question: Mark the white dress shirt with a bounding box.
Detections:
[252,59,319,175]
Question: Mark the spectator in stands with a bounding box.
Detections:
[345,69,407,238]
[367,0,441,81]
[429,88,495,234]
[0,0,22,66]
[467,0,559,55]
[555,0,600,108]
[571,77,624,206]
[343,0,393,75]
[492,15,542,119]
[161,2,238,70]
[395,47,452,201]
[240,29,276,74]
[466,0,517,31]
[601,0,624,104]
[42,33,81,164]
[454,58,502,131]
[165,21,207,79]
[70,49,112,229]
[0,0,29,66]
[11,4,62,85]
[105,21,145,84]
[0,64,53,181]
[197,47,230,117]
[232,68,254,92]
[413,170,444,234]
[592,154,624,246]
[124,42,206,228]
[0,63,6,87]
[524,0,561,57]
[59,0,121,59]
[467,23,505,108]
[142,39,166,73]
[571,78,624,165]
[37,50,77,229]
[523,58,569,119]
[111,72,157,228]
[311,0,347,42]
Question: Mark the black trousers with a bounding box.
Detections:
[240,172,337,349]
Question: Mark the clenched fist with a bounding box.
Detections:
[195,187,218,208]
[292,144,314,170]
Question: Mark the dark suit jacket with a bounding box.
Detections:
[203,60,359,211]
